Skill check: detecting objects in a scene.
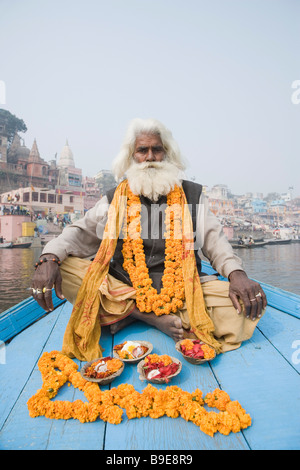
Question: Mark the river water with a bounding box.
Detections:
[233,242,300,295]
[0,242,299,315]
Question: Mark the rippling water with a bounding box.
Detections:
[233,242,300,295]
[0,247,42,314]
[0,243,299,315]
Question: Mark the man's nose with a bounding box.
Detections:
[145,149,155,161]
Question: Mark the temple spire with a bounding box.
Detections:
[58,139,75,168]
[29,138,41,161]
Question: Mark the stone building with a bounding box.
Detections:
[0,126,59,193]
[56,140,82,189]
[1,121,107,218]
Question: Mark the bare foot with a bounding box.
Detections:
[110,315,136,335]
[131,308,184,342]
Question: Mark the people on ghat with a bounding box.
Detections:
[31,118,267,361]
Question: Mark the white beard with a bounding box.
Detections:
[126,161,182,201]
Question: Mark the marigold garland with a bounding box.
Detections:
[27,351,252,437]
[122,185,185,316]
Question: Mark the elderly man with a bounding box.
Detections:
[31,118,266,361]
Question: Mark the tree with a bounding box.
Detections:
[0,108,27,144]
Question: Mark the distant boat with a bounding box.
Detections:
[266,238,292,245]
[11,242,32,248]
[0,242,13,249]
[10,236,33,249]
[231,241,268,248]
[230,237,265,244]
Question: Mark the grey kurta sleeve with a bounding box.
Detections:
[42,196,109,261]
[196,193,244,279]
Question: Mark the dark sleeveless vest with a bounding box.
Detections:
[106,180,203,293]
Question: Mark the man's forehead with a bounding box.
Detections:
[134,133,163,147]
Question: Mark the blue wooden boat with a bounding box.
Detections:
[0,260,299,450]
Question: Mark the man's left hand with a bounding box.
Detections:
[228,270,267,320]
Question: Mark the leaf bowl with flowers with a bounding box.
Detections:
[113,340,153,363]
[176,339,216,365]
[137,353,182,384]
[80,356,125,385]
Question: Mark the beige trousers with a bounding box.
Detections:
[60,257,264,353]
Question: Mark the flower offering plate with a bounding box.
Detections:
[175,339,216,365]
[113,340,153,363]
[80,356,125,385]
[137,354,182,384]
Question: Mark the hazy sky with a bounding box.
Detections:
[1,0,299,197]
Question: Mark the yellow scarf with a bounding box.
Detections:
[61,180,221,361]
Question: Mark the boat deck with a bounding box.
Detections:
[0,264,299,450]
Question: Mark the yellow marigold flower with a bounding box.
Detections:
[145,354,173,366]
[106,358,123,374]
[217,411,241,435]
[191,388,204,404]
[199,411,220,437]
[205,388,231,411]
[180,339,195,351]
[202,344,216,360]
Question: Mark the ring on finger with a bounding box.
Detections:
[250,298,256,302]
[42,287,52,294]
[255,292,262,298]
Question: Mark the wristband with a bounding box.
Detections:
[34,256,61,270]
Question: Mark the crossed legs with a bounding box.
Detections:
[110,306,184,342]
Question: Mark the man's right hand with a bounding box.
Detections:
[31,254,65,311]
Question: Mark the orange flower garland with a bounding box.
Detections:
[122,185,185,316]
[27,351,252,437]
[27,351,123,424]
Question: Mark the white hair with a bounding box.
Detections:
[112,118,186,180]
